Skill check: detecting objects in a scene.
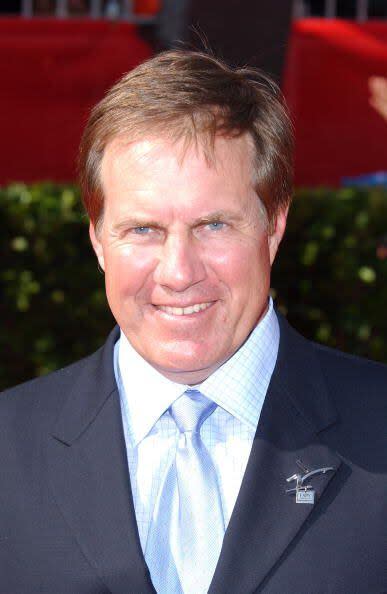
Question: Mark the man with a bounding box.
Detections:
[1,50,386,594]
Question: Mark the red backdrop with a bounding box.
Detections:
[0,18,152,184]
[284,19,387,186]
[1,18,387,186]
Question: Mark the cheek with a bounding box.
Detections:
[104,246,157,300]
[208,239,270,292]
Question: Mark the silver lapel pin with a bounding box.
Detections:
[286,460,334,504]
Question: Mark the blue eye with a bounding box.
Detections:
[207,221,224,231]
[133,226,151,234]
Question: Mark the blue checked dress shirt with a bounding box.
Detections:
[114,298,279,593]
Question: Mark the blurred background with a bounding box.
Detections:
[1,0,386,388]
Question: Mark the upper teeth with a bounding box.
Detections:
[158,302,212,316]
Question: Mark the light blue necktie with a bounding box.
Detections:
[146,389,225,594]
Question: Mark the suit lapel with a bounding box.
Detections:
[47,317,343,594]
[209,315,342,594]
[47,328,156,594]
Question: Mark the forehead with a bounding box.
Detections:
[101,133,255,195]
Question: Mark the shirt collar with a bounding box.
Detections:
[115,336,185,447]
[200,298,279,429]
[115,298,279,446]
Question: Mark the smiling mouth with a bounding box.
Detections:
[155,302,214,316]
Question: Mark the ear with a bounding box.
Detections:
[268,206,288,265]
[89,221,105,272]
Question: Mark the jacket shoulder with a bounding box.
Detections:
[0,348,104,423]
[313,340,387,390]
[311,341,387,447]
[0,326,119,416]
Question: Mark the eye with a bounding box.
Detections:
[133,226,152,235]
[207,221,225,231]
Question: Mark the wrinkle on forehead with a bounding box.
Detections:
[102,131,256,178]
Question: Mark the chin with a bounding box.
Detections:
[151,342,220,376]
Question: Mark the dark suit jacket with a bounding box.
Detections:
[1,315,386,594]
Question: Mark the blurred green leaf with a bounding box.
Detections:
[358,266,376,283]
[11,236,29,252]
[302,241,319,266]
[355,211,369,229]
[321,225,335,240]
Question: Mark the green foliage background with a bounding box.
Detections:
[1,183,386,390]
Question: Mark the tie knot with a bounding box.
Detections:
[170,390,216,433]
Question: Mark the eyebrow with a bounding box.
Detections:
[191,210,244,226]
[111,218,162,234]
[111,210,243,233]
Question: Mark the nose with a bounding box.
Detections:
[153,233,206,292]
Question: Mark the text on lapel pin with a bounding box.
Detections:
[285,459,334,504]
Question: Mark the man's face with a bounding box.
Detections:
[90,134,287,384]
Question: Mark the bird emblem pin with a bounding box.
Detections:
[286,460,334,504]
